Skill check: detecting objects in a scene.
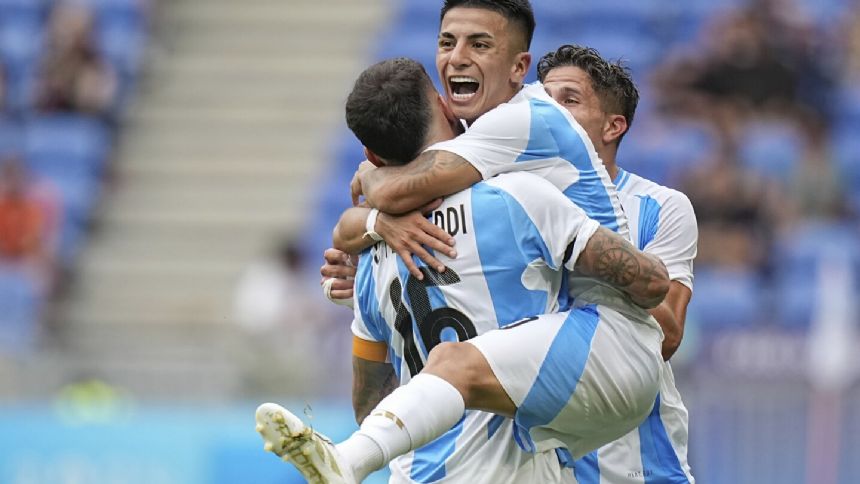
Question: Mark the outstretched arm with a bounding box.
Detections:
[352,151,482,214]
[573,227,670,309]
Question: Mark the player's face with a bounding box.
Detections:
[543,65,608,149]
[436,8,529,125]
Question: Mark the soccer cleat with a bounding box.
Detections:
[255,402,357,484]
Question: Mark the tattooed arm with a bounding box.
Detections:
[352,151,482,214]
[352,356,399,424]
[574,227,670,309]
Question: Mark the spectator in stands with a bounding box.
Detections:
[785,120,848,222]
[653,0,834,146]
[0,157,57,287]
[34,2,117,115]
[680,148,784,274]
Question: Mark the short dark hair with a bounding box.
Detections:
[537,45,639,142]
[345,58,434,165]
[441,0,535,51]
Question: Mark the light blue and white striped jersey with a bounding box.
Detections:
[572,168,698,484]
[428,82,629,240]
[352,172,599,484]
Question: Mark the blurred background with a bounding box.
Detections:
[0,0,857,482]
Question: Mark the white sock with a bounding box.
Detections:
[337,373,465,478]
[335,433,384,482]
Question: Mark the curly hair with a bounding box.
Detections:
[537,44,639,141]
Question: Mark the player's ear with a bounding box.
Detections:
[510,51,531,84]
[364,147,386,167]
[438,93,457,122]
[604,114,628,145]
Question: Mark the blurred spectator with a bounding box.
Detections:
[785,120,848,222]
[0,157,58,287]
[34,2,117,115]
[233,240,318,333]
[654,0,834,146]
[841,7,860,81]
[680,149,785,273]
[233,239,347,396]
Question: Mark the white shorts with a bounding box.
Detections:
[468,304,663,459]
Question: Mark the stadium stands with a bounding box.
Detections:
[0,0,150,351]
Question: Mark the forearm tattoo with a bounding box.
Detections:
[364,151,469,202]
[577,227,668,304]
[352,357,399,424]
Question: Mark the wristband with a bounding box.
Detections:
[364,208,384,242]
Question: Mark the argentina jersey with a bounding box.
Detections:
[427,82,629,240]
[351,172,600,484]
[571,168,697,484]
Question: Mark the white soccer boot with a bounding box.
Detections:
[255,403,358,484]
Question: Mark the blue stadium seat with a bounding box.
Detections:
[771,222,860,328]
[0,9,44,71]
[23,114,111,179]
[0,265,41,355]
[94,0,147,76]
[686,267,763,328]
[738,121,805,182]
[0,117,23,158]
[618,118,715,186]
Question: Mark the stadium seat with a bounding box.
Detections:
[737,121,805,182]
[0,9,44,71]
[0,264,41,355]
[686,266,763,328]
[618,118,715,186]
[23,114,111,179]
[0,117,23,158]
[771,222,860,328]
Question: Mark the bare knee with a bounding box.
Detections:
[424,342,499,408]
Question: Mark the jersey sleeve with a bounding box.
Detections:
[645,192,698,290]
[487,173,600,271]
[350,251,387,342]
[426,102,561,180]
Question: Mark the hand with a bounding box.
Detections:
[375,208,457,280]
[351,160,376,206]
[321,248,357,300]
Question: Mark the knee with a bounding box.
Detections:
[424,342,485,400]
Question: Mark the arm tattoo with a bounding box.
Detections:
[402,151,470,194]
[352,357,399,424]
[577,227,669,307]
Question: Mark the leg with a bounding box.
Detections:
[422,341,516,417]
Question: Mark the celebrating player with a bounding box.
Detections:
[257,55,669,484]
[538,44,697,483]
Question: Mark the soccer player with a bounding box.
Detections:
[539,45,697,483]
[256,56,669,484]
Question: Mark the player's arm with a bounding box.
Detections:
[650,282,692,360]
[642,193,698,359]
[573,227,670,309]
[352,150,481,214]
[332,204,457,279]
[352,337,398,424]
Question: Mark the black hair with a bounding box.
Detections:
[345,58,434,165]
[440,0,535,51]
[537,44,639,142]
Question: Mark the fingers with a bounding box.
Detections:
[324,248,350,265]
[396,247,425,280]
[351,176,362,206]
[321,263,356,280]
[417,218,456,254]
[329,288,354,300]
